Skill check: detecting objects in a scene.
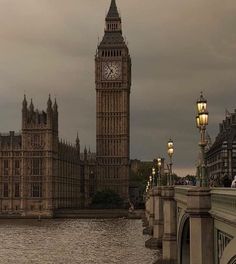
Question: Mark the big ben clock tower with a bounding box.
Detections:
[95,0,131,200]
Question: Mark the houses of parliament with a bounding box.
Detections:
[0,0,131,217]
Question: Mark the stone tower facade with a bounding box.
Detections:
[95,0,131,200]
[0,96,96,218]
[21,95,58,216]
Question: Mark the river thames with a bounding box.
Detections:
[0,219,159,264]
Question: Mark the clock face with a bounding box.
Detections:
[102,61,122,81]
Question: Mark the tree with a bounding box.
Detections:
[91,189,124,209]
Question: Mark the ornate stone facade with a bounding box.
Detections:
[95,0,131,200]
[0,96,95,217]
[206,110,236,186]
[0,0,131,216]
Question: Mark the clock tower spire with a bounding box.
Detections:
[95,0,131,201]
[105,0,122,32]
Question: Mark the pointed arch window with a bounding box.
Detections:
[30,158,43,176]
[31,183,42,198]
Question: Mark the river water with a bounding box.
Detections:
[0,219,159,264]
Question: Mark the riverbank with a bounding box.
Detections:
[55,209,144,219]
[0,209,144,219]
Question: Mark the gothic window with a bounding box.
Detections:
[30,134,44,149]
[31,158,43,176]
[31,183,42,198]
[3,183,8,197]
[3,160,9,176]
[14,160,20,175]
[15,183,20,198]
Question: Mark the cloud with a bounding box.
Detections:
[0,0,236,176]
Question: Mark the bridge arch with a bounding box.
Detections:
[178,213,190,264]
[220,237,236,264]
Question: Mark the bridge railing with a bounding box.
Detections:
[210,188,236,222]
[174,186,192,207]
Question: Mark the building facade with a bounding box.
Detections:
[95,0,131,200]
[0,0,132,217]
[0,96,95,217]
[206,110,236,186]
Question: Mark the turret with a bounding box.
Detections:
[22,95,28,128]
[53,98,58,131]
[29,99,34,112]
[22,94,27,111]
[47,94,52,112]
[88,147,91,160]
[53,98,58,113]
[76,133,80,156]
[47,95,53,128]
[84,146,88,162]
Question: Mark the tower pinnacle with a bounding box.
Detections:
[105,0,122,33]
[22,94,27,110]
[106,0,120,19]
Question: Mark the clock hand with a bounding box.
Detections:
[108,69,113,78]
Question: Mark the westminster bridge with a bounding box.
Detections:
[144,186,236,264]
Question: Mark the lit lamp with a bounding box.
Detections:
[149,175,152,188]
[167,139,174,186]
[196,92,209,187]
[152,167,156,186]
[146,181,150,193]
[196,115,200,130]
[157,158,162,186]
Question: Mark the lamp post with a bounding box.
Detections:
[152,167,156,187]
[149,175,153,188]
[196,92,209,187]
[146,180,150,193]
[167,139,174,186]
[157,158,162,186]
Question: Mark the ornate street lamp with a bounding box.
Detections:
[196,92,209,187]
[149,175,152,188]
[157,158,162,186]
[152,167,156,186]
[146,180,150,193]
[167,139,174,186]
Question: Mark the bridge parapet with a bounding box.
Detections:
[175,186,192,208]
[144,186,236,264]
[210,188,236,224]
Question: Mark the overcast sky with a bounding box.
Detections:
[0,0,236,176]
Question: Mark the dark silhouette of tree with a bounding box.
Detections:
[91,190,124,209]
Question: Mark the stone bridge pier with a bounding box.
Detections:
[145,187,164,248]
[144,186,236,264]
[143,189,154,235]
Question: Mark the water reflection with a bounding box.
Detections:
[0,219,159,264]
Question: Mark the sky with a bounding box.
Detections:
[0,0,236,176]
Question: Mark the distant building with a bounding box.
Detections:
[206,110,236,186]
[0,96,95,218]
